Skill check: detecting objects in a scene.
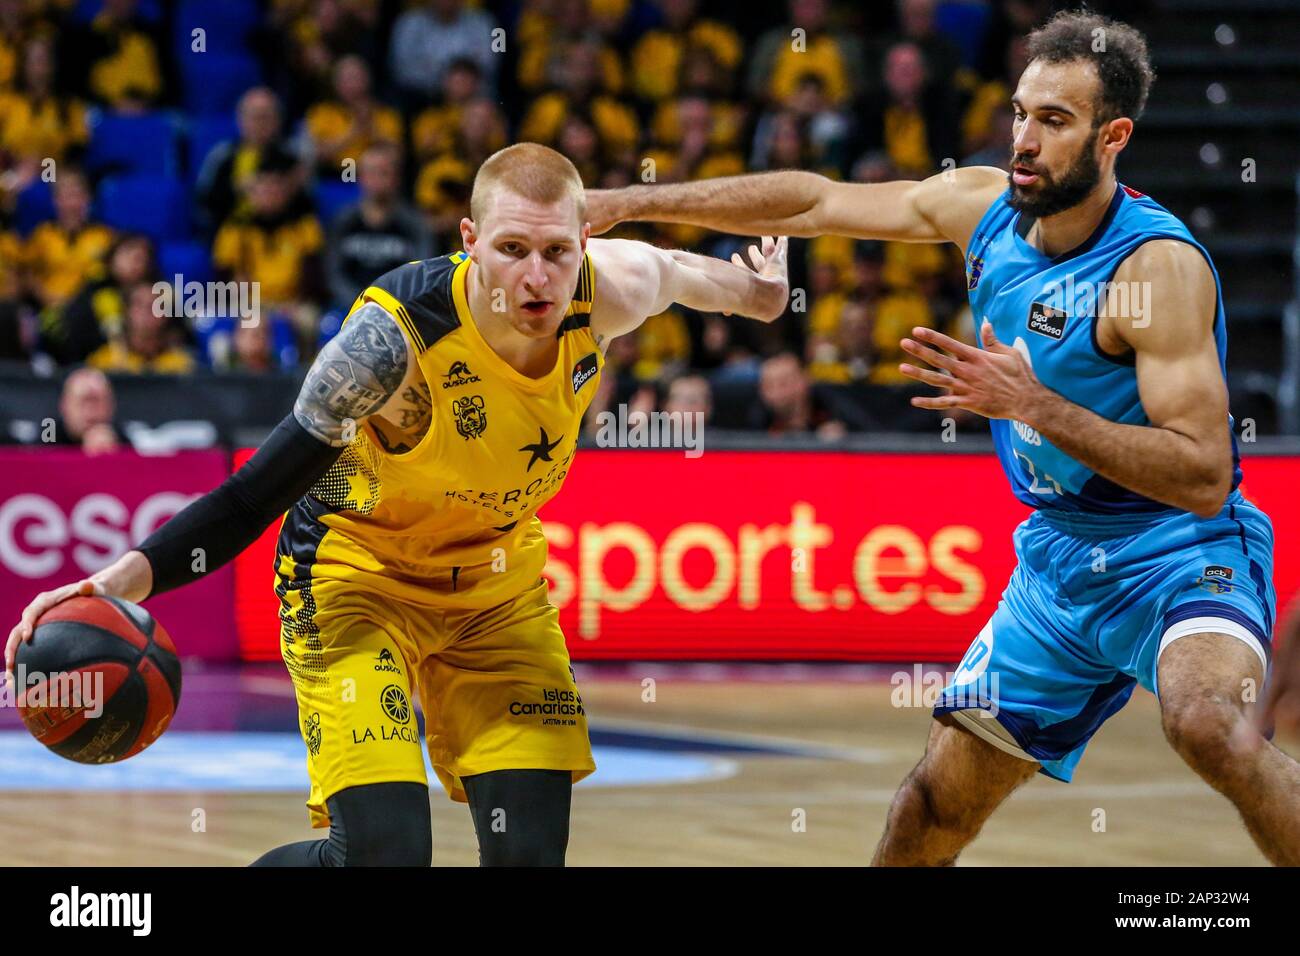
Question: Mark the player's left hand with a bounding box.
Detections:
[899,320,1044,420]
[729,235,789,321]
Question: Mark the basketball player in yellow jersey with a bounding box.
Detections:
[7,143,790,867]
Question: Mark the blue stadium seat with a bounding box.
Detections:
[317,308,346,349]
[179,52,263,117]
[270,316,300,368]
[86,111,179,178]
[187,114,241,184]
[157,240,216,286]
[193,314,234,367]
[173,0,262,53]
[13,180,56,236]
[313,180,361,227]
[97,175,189,243]
[194,314,298,369]
[935,1,992,69]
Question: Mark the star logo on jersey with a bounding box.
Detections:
[452,395,487,439]
[519,427,563,471]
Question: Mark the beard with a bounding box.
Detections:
[1007,130,1102,217]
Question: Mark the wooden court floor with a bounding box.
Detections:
[0,675,1292,866]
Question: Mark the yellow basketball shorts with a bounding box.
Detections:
[276,573,595,828]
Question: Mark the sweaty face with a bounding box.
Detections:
[1007,59,1107,217]
[466,191,586,339]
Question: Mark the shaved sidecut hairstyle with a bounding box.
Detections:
[469,142,586,226]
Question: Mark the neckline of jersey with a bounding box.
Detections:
[1012,180,1126,265]
[451,256,565,393]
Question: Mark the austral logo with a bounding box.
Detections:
[374,648,401,673]
[1027,301,1067,340]
[443,360,482,388]
[380,685,411,724]
[452,394,487,439]
[572,352,598,394]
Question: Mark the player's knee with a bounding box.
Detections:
[325,782,432,867]
[1161,696,1239,779]
[901,761,984,837]
[477,827,566,867]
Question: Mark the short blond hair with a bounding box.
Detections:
[470,142,585,225]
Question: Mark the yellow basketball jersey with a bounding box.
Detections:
[276,251,603,610]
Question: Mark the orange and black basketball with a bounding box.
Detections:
[15,596,181,764]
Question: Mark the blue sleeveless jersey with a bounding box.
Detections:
[964,183,1241,515]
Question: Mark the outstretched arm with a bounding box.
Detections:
[898,241,1233,517]
[586,166,1007,249]
[586,235,789,344]
[6,302,412,672]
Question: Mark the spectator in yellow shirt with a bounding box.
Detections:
[807,297,875,385]
[305,54,403,175]
[748,0,867,108]
[72,0,165,110]
[212,157,323,337]
[23,168,115,308]
[87,283,195,375]
[42,232,155,364]
[195,87,306,237]
[518,40,638,161]
[630,0,743,102]
[411,58,505,164]
[0,36,89,197]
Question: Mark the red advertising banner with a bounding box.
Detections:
[0,447,238,661]
[233,450,1300,662]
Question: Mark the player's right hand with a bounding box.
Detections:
[5,578,104,685]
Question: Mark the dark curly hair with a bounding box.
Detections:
[1025,9,1156,124]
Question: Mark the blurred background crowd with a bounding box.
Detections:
[6,0,1292,451]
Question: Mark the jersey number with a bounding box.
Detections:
[1014,450,1062,496]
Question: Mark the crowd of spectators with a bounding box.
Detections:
[0,0,1072,440]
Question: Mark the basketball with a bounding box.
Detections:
[14,596,181,764]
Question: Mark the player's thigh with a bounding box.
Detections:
[1147,499,1274,738]
[418,577,595,802]
[279,579,427,822]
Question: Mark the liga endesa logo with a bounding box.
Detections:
[0,491,199,577]
[538,503,989,641]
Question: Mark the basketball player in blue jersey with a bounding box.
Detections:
[587,9,1299,865]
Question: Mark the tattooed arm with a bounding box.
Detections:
[293,301,411,443]
[6,304,412,670]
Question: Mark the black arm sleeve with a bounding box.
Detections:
[137,414,344,597]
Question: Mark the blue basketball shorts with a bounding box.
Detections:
[933,490,1275,782]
